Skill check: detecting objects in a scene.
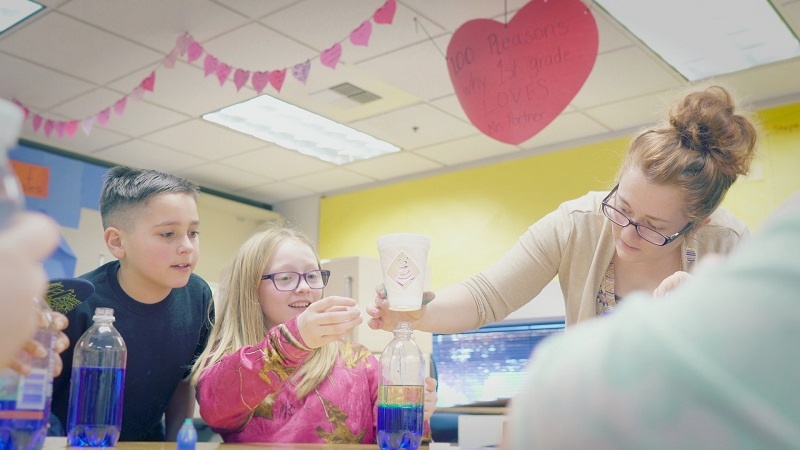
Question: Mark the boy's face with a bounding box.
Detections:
[116,193,200,299]
[258,238,322,330]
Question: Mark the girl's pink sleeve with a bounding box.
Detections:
[196,318,312,432]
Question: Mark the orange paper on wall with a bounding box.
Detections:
[10,160,50,199]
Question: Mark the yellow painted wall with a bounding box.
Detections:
[320,102,800,290]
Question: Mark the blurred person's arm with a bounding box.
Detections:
[164,379,195,441]
[0,212,60,370]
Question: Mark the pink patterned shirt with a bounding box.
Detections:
[196,317,380,444]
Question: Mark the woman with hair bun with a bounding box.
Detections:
[368,84,759,332]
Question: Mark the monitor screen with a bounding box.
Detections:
[432,320,565,407]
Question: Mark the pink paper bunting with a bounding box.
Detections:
[32,114,42,132]
[176,33,190,56]
[252,71,270,94]
[269,69,286,92]
[65,120,79,138]
[187,40,203,63]
[81,117,94,135]
[163,50,177,69]
[97,108,111,127]
[233,68,250,91]
[55,121,65,138]
[216,63,232,86]
[320,43,342,69]
[350,20,372,46]
[373,0,397,24]
[44,120,54,137]
[204,55,218,77]
[11,99,29,120]
[131,86,145,102]
[114,97,127,116]
[292,60,311,84]
[141,71,156,92]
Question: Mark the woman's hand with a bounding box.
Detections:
[9,311,70,376]
[423,376,438,422]
[296,296,362,349]
[366,284,434,332]
[653,271,693,297]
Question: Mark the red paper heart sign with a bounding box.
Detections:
[446,0,598,145]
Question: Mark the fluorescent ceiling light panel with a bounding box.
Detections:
[204,95,399,165]
[595,0,800,80]
[0,0,42,35]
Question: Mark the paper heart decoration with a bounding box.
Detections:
[163,50,177,69]
[65,120,79,139]
[233,69,250,91]
[32,114,42,132]
[269,69,286,93]
[11,99,29,120]
[252,71,270,94]
[216,63,232,86]
[187,41,203,63]
[204,55,218,77]
[55,121,65,138]
[97,108,111,127]
[350,20,372,46]
[175,33,190,56]
[131,86,145,102]
[321,43,342,69]
[292,60,311,84]
[114,97,127,116]
[373,0,396,25]
[81,117,94,135]
[446,0,598,145]
[44,120,54,137]
[140,71,156,92]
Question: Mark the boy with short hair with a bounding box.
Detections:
[51,166,214,441]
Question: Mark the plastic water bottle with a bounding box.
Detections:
[0,98,58,450]
[66,308,127,447]
[377,322,426,450]
[176,418,197,450]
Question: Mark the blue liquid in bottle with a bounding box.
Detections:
[377,401,424,450]
[66,367,125,447]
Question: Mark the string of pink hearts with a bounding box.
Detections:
[11,0,396,141]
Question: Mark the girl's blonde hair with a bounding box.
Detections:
[189,219,341,401]
[618,84,759,223]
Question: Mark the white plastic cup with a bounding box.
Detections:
[377,233,430,311]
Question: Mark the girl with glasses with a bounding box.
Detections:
[368,84,758,331]
[189,220,437,444]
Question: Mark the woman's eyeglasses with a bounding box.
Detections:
[601,185,693,246]
[261,270,331,291]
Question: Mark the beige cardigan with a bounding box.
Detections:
[461,191,749,327]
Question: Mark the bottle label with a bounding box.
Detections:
[16,368,47,410]
[0,368,47,420]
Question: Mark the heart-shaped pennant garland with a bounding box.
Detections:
[32,114,42,132]
[446,0,598,145]
[44,120,54,137]
[216,63,232,86]
[204,55,219,77]
[350,20,372,46]
[252,71,270,94]
[96,108,111,127]
[373,0,396,25]
[233,69,250,91]
[292,60,311,84]
[320,43,342,70]
[114,97,127,116]
[187,41,204,63]
[269,69,286,93]
[65,121,79,139]
[140,71,156,92]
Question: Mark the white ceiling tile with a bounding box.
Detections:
[716,57,800,108]
[0,13,162,84]
[176,162,272,193]
[356,35,454,101]
[236,181,316,204]
[214,0,301,20]
[351,103,475,149]
[58,0,250,52]
[218,147,335,181]
[199,22,315,72]
[571,46,683,109]
[0,53,94,110]
[344,151,442,181]
[413,133,520,166]
[519,111,610,149]
[20,125,130,157]
[592,9,635,53]
[401,0,530,32]
[143,120,267,161]
[429,94,470,122]
[93,140,206,173]
[583,91,670,131]
[288,168,376,194]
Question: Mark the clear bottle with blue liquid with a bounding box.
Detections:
[0,98,58,450]
[66,308,127,447]
[176,418,197,450]
[377,321,425,450]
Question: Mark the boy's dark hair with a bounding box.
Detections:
[99,166,200,229]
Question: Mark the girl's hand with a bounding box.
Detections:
[296,296,362,349]
[366,284,434,332]
[423,376,438,422]
[653,271,693,297]
[9,311,70,376]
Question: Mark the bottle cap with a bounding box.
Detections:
[0,98,25,153]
